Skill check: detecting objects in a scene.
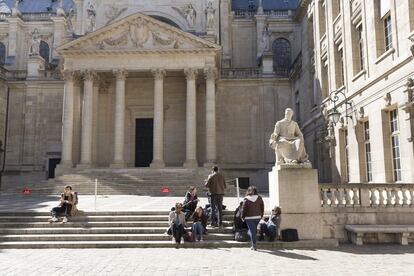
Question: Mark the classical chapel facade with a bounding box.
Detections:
[1,0,413,190]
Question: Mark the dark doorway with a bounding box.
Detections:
[135,119,153,167]
[48,158,61,179]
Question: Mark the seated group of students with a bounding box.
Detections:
[168,185,282,248]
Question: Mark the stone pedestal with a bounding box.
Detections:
[268,164,322,239]
[262,52,274,74]
[27,55,45,78]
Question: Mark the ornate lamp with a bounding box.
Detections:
[326,90,352,126]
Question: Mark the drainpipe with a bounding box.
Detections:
[0,87,10,190]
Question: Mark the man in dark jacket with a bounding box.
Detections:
[205,166,226,227]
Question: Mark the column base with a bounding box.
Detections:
[110,162,127,169]
[183,160,198,168]
[55,162,73,176]
[77,163,92,169]
[203,161,217,168]
[150,160,165,169]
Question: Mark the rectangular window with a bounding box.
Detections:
[364,121,372,182]
[358,25,365,71]
[390,110,401,181]
[384,15,392,51]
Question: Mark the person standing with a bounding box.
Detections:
[241,186,264,250]
[205,166,226,227]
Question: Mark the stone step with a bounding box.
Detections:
[0,211,235,216]
[0,221,233,228]
[0,239,339,249]
[0,215,234,222]
[0,233,234,242]
[0,226,234,235]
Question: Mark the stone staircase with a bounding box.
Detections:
[0,168,237,196]
[0,211,338,249]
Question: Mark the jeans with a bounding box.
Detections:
[192,222,204,240]
[51,204,70,218]
[260,222,277,240]
[171,223,186,244]
[246,219,261,247]
[210,194,224,225]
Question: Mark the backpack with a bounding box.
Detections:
[281,229,299,242]
[234,229,249,242]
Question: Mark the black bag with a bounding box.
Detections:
[234,229,249,242]
[281,229,299,242]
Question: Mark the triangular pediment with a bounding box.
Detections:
[58,12,221,55]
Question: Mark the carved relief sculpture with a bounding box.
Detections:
[129,19,150,48]
[205,1,216,30]
[104,5,128,26]
[86,2,96,33]
[29,29,41,56]
[269,108,310,165]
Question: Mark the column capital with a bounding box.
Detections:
[152,68,166,80]
[184,68,198,80]
[204,67,218,81]
[82,69,98,82]
[61,69,76,81]
[113,69,128,81]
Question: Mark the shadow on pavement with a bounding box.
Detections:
[258,249,319,260]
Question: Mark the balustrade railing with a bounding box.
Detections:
[233,9,292,19]
[21,12,56,21]
[221,68,262,79]
[320,183,414,208]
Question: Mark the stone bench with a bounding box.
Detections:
[345,225,414,245]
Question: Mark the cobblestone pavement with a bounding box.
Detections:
[0,245,413,276]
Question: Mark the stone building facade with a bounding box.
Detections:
[1,0,412,189]
[0,0,305,189]
[296,0,414,184]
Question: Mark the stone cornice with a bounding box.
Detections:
[60,48,219,57]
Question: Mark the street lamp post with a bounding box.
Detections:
[326,90,353,126]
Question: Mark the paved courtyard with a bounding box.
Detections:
[0,245,413,275]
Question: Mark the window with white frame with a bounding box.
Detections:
[358,25,365,71]
[383,15,392,51]
[390,109,401,181]
[364,121,372,182]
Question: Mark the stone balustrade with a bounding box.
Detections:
[221,68,262,79]
[320,183,414,208]
[21,12,56,21]
[233,9,292,19]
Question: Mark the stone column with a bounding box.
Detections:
[150,69,166,169]
[184,68,198,168]
[204,67,217,167]
[111,69,128,168]
[60,70,76,168]
[78,70,96,168]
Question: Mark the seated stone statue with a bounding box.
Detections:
[269,108,310,165]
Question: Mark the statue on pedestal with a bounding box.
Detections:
[205,1,216,30]
[29,29,41,56]
[269,108,310,165]
[86,2,96,33]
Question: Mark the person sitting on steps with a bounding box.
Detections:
[259,206,282,242]
[48,185,77,223]
[183,186,199,220]
[168,202,187,245]
[192,206,208,242]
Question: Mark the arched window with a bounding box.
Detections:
[0,42,5,66]
[39,41,50,63]
[272,38,291,76]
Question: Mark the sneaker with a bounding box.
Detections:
[180,237,184,244]
[171,237,176,244]
[200,238,204,242]
[62,217,68,223]
[48,217,58,223]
